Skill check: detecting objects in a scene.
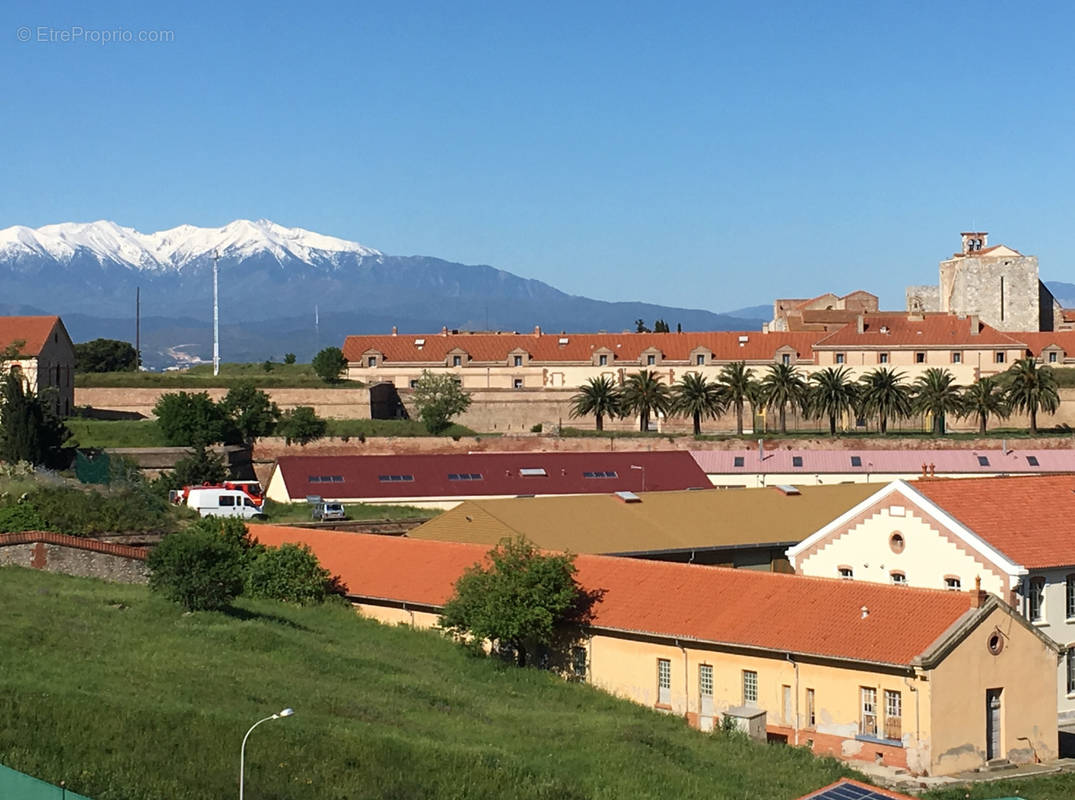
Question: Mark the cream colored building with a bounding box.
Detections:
[788,475,1075,723]
[0,316,76,417]
[253,526,1060,776]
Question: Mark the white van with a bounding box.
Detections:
[183,487,264,519]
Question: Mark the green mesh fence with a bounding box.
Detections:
[0,763,93,799]
[74,449,111,484]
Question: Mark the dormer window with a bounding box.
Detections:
[452,355,462,367]
[367,356,378,367]
[647,354,655,366]
[514,355,523,367]
[696,354,705,366]
[599,354,608,366]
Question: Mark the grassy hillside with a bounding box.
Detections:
[0,567,859,800]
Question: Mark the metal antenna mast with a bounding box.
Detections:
[212,250,220,376]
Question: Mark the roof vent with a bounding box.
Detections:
[880,326,889,334]
[414,338,425,348]
[773,485,801,496]
[860,606,869,619]
[558,337,569,345]
[615,491,641,503]
[738,335,749,346]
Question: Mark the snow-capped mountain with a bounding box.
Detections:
[0,219,380,271]
[0,218,765,367]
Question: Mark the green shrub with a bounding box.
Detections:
[0,503,49,533]
[245,542,332,604]
[147,527,245,611]
[277,406,327,445]
[25,485,174,535]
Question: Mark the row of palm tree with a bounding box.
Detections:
[568,359,1061,436]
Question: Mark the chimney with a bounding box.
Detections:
[758,439,765,461]
[972,575,985,608]
[856,315,865,334]
[391,326,398,336]
[969,314,979,335]
[441,326,448,337]
[921,463,928,478]
[860,606,869,619]
[533,325,542,338]
[929,462,936,477]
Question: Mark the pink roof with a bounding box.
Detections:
[250,527,979,666]
[914,475,1075,569]
[690,448,1075,476]
[275,451,712,500]
[343,330,821,364]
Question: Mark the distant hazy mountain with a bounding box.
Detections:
[0,219,766,367]
[1046,281,1075,308]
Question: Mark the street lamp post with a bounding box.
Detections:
[240,708,294,800]
[630,464,645,493]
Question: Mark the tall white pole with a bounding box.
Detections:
[213,250,220,376]
[239,709,293,800]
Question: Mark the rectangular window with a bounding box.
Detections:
[839,567,854,579]
[884,690,902,740]
[782,353,791,366]
[891,571,906,585]
[915,352,926,363]
[513,378,524,390]
[860,687,877,736]
[1027,456,1040,466]
[995,352,1006,364]
[806,688,816,727]
[599,354,608,366]
[1068,650,1075,695]
[742,670,758,705]
[514,355,523,366]
[582,471,618,479]
[647,354,656,365]
[218,495,235,507]
[409,379,419,388]
[835,353,845,364]
[782,684,793,724]
[696,354,705,365]
[1049,351,1059,363]
[572,646,587,679]
[1029,577,1045,621]
[733,456,745,467]
[945,576,961,590]
[1067,574,1075,620]
[657,658,671,705]
[377,474,415,482]
[850,456,862,467]
[792,456,803,467]
[452,355,463,366]
[699,664,713,697]
[952,351,962,364]
[879,352,889,364]
[367,356,377,367]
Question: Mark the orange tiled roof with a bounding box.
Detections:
[1017,331,1075,356]
[0,316,61,357]
[343,331,822,364]
[1061,309,1075,324]
[914,475,1075,569]
[814,313,1025,348]
[251,526,977,666]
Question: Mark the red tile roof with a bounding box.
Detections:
[0,316,61,357]
[1016,331,1075,356]
[913,475,1075,569]
[273,451,712,501]
[814,313,1024,348]
[251,527,978,666]
[343,331,821,364]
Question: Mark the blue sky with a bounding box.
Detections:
[2,0,1074,313]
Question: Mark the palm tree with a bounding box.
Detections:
[857,368,912,435]
[960,376,1009,436]
[716,361,757,436]
[569,376,623,432]
[912,368,962,436]
[758,363,808,434]
[671,372,726,435]
[808,367,858,436]
[621,370,671,432]
[1005,358,1060,435]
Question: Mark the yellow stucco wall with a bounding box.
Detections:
[929,605,1058,773]
[797,503,1010,597]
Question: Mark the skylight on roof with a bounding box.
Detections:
[378,474,414,482]
[414,338,425,347]
[615,491,641,503]
[583,471,618,479]
[558,337,569,345]
[976,456,990,467]
[850,456,862,467]
[733,456,745,467]
[1026,456,1040,466]
[519,468,547,477]
[774,485,801,495]
[792,456,804,467]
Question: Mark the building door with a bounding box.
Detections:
[986,689,1002,760]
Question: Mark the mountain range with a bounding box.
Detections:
[0,220,765,368]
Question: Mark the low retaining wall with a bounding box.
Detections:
[0,531,149,584]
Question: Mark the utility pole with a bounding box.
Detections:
[135,286,141,369]
[212,250,220,376]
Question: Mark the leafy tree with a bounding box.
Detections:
[671,372,725,435]
[219,382,280,444]
[245,542,332,605]
[716,361,757,436]
[412,371,472,434]
[808,367,858,436]
[757,363,808,435]
[1005,358,1060,435]
[858,368,912,435]
[634,319,650,333]
[569,376,623,432]
[153,391,237,446]
[169,441,229,488]
[911,368,962,436]
[276,406,328,445]
[261,360,274,372]
[960,376,1009,436]
[74,338,138,372]
[147,526,245,611]
[440,536,583,667]
[312,346,347,384]
[0,373,70,466]
[653,319,670,333]
[621,370,671,432]
[283,353,297,365]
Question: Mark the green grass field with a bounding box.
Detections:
[75,362,363,389]
[0,567,862,800]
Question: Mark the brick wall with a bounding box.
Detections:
[0,532,148,584]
